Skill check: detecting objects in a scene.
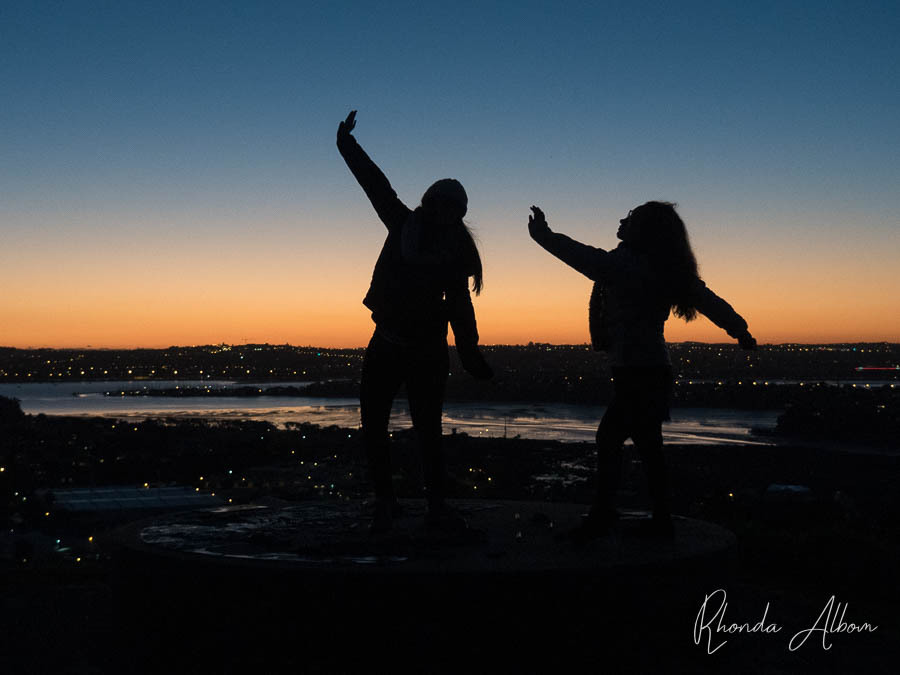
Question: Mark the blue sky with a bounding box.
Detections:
[2,1,899,346]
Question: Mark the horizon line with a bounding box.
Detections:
[1,340,898,351]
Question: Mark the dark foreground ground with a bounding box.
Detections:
[2,413,899,673]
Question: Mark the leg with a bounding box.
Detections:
[360,333,404,504]
[406,340,449,511]
[631,366,673,525]
[594,400,631,517]
[632,419,671,521]
[563,400,630,543]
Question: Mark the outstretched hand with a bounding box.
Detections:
[458,345,494,380]
[528,205,550,241]
[337,110,357,144]
[738,331,757,350]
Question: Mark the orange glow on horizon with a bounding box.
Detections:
[4,248,899,348]
[4,289,897,349]
[3,213,898,349]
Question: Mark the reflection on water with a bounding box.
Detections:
[440,402,777,446]
[0,381,779,446]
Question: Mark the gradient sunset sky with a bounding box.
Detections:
[2,1,898,348]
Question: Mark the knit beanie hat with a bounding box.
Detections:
[422,179,468,217]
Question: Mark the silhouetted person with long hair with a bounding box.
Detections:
[337,111,492,532]
[528,202,756,539]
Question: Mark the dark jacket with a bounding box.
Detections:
[337,134,479,347]
[533,231,749,367]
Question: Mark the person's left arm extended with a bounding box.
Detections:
[692,279,757,349]
[527,206,606,280]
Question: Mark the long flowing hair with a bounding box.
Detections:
[627,201,698,320]
[420,180,484,295]
[457,221,483,295]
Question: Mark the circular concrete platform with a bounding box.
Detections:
[123,498,734,574]
[109,500,736,673]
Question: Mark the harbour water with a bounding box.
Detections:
[0,381,780,446]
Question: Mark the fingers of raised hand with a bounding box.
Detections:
[338,110,357,137]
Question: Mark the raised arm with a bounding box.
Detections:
[691,279,757,349]
[336,111,410,230]
[527,206,607,280]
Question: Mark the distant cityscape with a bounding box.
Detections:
[1,342,897,384]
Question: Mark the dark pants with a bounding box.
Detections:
[595,366,673,519]
[360,331,449,507]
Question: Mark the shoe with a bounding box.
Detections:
[425,503,469,532]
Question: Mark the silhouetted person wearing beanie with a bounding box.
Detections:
[337,111,492,532]
[528,202,756,540]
